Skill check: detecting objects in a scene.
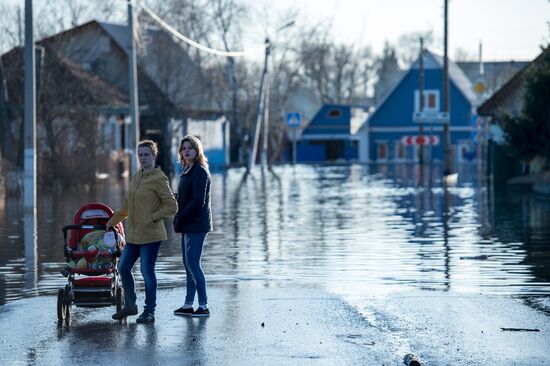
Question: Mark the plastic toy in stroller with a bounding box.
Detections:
[57,203,125,323]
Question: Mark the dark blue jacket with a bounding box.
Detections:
[173,164,213,233]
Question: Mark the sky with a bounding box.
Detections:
[3,0,549,62]
[266,0,550,61]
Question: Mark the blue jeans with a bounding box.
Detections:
[182,233,208,306]
[118,242,161,314]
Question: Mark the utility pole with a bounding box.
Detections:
[261,40,271,169]
[248,39,270,172]
[443,0,453,176]
[23,0,37,285]
[23,0,36,212]
[247,21,294,172]
[127,0,140,176]
[418,37,424,166]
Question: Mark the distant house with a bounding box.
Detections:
[476,56,540,118]
[358,49,480,164]
[457,60,528,99]
[40,15,229,172]
[0,45,127,187]
[284,86,323,130]
[477,48,550,180]
[297,104,369,162]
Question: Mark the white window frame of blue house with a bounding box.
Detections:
[394,142,406,162]
[411,145,420,162]
[376,141,388,162]
[395,142,420,162]
[414,90,440,112]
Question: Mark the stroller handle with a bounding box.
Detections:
[62,225,122,255]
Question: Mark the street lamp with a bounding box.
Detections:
[248,20,295,172]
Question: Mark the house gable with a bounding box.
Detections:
[40,20,174,118]
[364,50,477,130]
[477,48,549,117]
[301,105,351,140]
[100,16,224,114]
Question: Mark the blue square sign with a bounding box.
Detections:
[287,112,301,127]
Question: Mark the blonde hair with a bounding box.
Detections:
[178,135,208,169]
[138,139,158,157]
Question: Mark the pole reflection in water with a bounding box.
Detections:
[23,208,37,294]
[1,164,550,305]
[442,179,451,292]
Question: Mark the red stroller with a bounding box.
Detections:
[57,203,125,323]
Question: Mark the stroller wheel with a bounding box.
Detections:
[115,287,124,312]
[57,289,67,322]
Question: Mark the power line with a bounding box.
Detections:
[139,2,262,58]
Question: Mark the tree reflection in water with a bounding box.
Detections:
[1,163,549,306]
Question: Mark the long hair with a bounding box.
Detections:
[178,135,209,169]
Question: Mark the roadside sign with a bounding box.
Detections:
[412,111,450,124]
[400,135,440,146]
[287,112,301,127]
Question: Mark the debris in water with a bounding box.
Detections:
[500,327,539,332]
[459,255,489,260]
[403,353,421,366]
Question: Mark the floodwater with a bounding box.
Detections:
[1,164,549,307]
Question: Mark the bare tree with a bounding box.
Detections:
[0,4,23,54]
[0,0,124,54]
[373,42,401,104]
[148,0,213,66]
[297,30,374,104]
[395,30,435,67]
[212,0,247,163]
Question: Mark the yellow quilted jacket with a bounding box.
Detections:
[107,168,177,244]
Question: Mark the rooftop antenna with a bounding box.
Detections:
[478,41,484,78]
[474,40,487,95]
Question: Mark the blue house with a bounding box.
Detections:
[297,104,369,162]
[358,50,480,163]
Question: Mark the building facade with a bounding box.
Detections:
[358,50,480,164]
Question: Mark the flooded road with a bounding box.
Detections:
[1,164,549,307]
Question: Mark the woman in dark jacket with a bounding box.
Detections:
[173,135,213,317]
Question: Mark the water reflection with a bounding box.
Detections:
[24,208,37,294]
[1,164,550,306]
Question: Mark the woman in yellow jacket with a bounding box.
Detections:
[107,140,177,323]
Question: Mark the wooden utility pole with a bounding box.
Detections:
[443,0,453,176]
[261,42,271,170]
[23,0,36,212]
[248,39,270,172]
[127,0,140,175]
[248,21,294,172]
[419,38,424,165]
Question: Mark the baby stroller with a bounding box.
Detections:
[57,202,125,323]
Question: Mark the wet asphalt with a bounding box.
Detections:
[1,283,549,365]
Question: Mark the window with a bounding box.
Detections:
[408,145,417,162]
[415,90,440,112]
[395,142,405,161]
[377,143,388,161]
[427,93,436,109]
[328,108,342,118]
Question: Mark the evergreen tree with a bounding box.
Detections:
[373,42,401,104]
[501,46,550,166]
